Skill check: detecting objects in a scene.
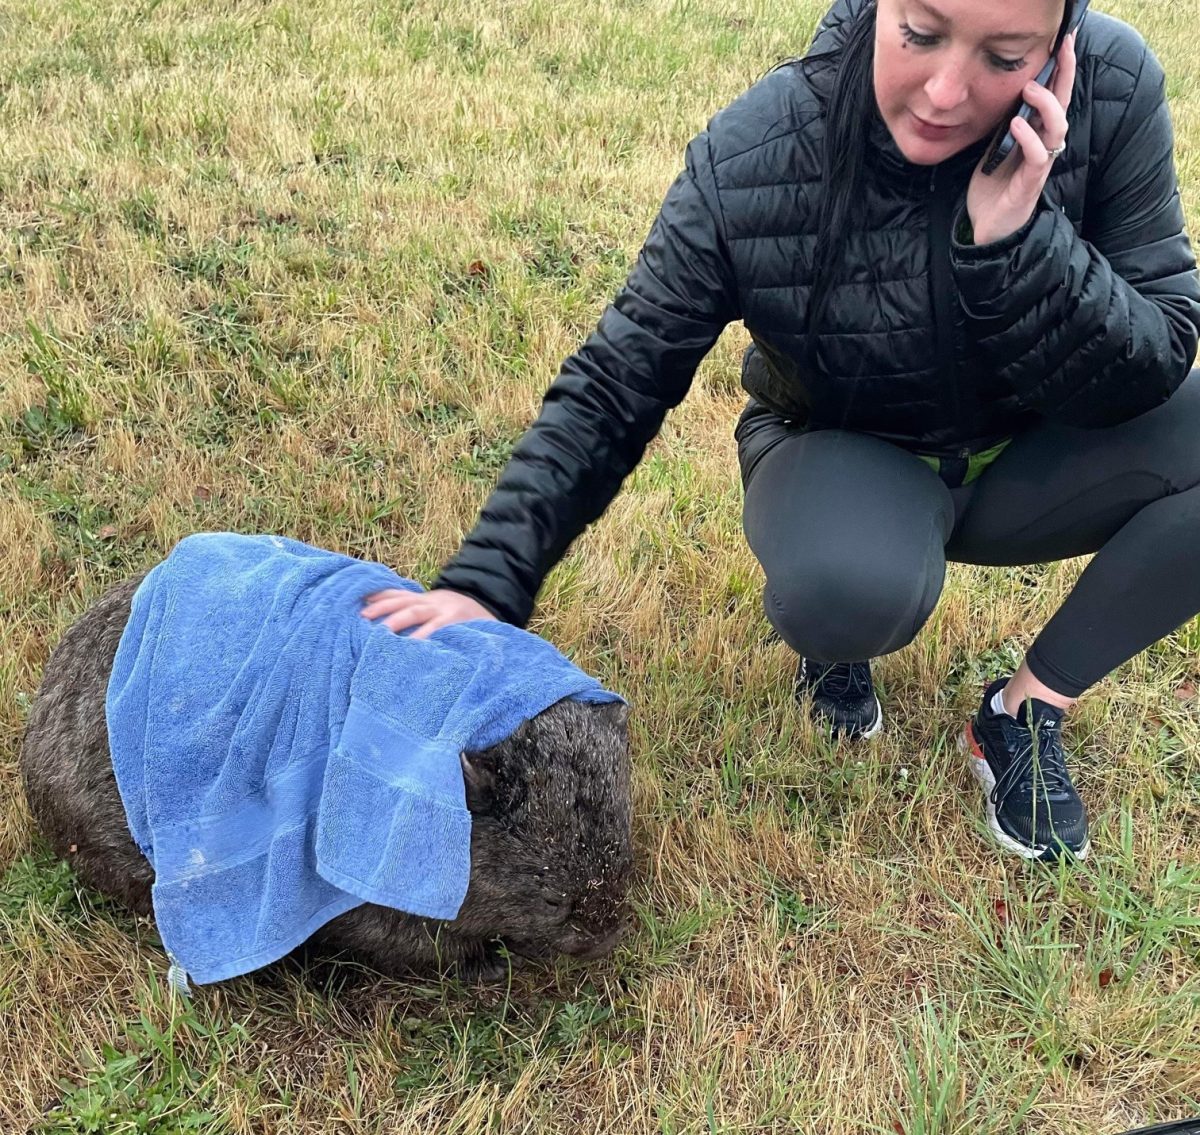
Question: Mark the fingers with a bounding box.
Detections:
[1014,75,1068,177]
[406,618,450,641]
[359,586,496,638]
[1009,114,1055,177]
[1028,30,1075,159]
[360,590,434,635]
[360,589,421,620]
[377,605,454,636]
[1049,30,1078,111]
[1021,80,1067,149]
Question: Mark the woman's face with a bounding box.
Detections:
[873,0,1064,166]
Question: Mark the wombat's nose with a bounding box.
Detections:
[558,919,629,962]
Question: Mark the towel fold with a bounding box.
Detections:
[105,533,621,984]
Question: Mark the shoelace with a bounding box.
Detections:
[812,662,873,701]
[989,716,1073,810]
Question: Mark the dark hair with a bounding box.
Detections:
[801,1,879,365]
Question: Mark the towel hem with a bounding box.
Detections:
[314,862,463,922]
[167,889,363,985]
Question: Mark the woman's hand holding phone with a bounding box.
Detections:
[965,31,1077,246]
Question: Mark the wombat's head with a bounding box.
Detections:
[451,697,633,962]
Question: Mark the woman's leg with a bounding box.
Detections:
[738,404,957,733]
[949,370,1200,696]
[947,370,1200,860]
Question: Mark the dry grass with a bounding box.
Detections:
[1,0,1198,1131]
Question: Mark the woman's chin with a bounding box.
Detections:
[888,116,983,167]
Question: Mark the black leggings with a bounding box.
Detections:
[737,369,1200,698]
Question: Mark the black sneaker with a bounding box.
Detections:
[963,678,1089,861]
[796,658,883,739]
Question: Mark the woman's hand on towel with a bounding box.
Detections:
[360,588,497,639]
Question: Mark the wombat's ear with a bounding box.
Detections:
[603,701,630,730]
[460,750,497,810]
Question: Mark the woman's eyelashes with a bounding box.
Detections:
[899,22,939,48]
[989,53,1029,73]
[899,24,1028,73]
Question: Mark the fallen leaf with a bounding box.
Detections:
[96,525,117,539]
[467,259,488,278]
[193,486,212,502]
[994,898,1010,927]
[1174,681,1196,702]
[892,1120,905,1135]
[1097,968,1115,989]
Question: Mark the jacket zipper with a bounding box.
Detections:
[927,166,970,461]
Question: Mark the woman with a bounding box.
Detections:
[363,0,1200,862]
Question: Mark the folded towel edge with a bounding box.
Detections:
[315,860,467,922]
[154,888,363,985]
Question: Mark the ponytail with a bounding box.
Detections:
[801,2,878,364]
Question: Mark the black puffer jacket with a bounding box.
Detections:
[436,0,1200,627]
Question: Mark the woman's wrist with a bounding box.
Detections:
[969,204,1033,247]
[953,201,1040,255]
[972,220,1024,246]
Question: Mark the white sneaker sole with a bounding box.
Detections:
[814,695,884,740]
[859,696,884,740]
[800,661,884,740]
[960,723,1090,862]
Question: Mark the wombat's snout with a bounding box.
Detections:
[555,919,629,961]
[553,898,632,960]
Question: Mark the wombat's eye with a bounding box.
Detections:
[542,894,569,917]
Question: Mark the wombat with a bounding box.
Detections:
[19,573,633,983]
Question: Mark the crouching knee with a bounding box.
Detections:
[763,562,941,661]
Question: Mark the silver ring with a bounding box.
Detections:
[1047,143,1067,158]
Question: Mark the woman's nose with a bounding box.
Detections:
[924,65,969,112]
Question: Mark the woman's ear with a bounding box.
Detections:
[460,750,497,810]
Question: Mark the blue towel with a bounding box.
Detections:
[105,533,622,984]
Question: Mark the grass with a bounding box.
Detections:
[0,0,1198,1130]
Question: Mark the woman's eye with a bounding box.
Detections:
[989,54,1028,73]
[900,23,939,48]
[900,22,1027,73]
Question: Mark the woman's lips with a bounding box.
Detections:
[908,111,963,141]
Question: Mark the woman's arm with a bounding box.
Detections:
[952,40,1200,428]
[429,134,739,627]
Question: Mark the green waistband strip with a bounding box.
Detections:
[916,438,1013,486]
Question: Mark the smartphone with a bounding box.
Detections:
[981,0,1090,175]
